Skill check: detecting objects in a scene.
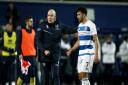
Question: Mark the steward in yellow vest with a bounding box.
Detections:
[0,25,17,57]
[0,22,17,85]
[1,31,17,56]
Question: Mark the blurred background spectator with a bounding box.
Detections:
[118,35,128,85]
[5,2,19,30]
[101,34,116,85]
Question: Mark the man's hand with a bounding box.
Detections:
[66,49,72,57]
[8,48,15,53]
[20,58,31,75]
[19,54,23,60]
[94,56,99,64]
[44,50,50,56]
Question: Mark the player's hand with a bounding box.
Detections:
[66,49,72,57]
[94,56,99,63]
[44,50,50,56]
[19,54,23,60]
[8,48,15,53]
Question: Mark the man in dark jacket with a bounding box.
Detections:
[37,9,77,85]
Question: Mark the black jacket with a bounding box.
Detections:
[37,20,77,62]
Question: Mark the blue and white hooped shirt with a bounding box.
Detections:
[78,20,97,57]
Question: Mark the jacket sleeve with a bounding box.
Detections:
[119,43,128,56]
[102,43,109,54]
[36,27,45,52]
[16,29,22,55]
[61,23,77,34]
[0,31,9,51]
[34,29,38,55]
[0,30,3,52]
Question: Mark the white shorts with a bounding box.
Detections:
[77,55,94,73]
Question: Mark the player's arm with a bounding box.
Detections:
[16,29,22,55]
[0,31,3,55]
[67,33,79,56]
[93,34,100,63]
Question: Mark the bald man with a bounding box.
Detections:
[37,9,77,85]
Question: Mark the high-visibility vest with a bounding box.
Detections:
[2,31,17,56]
[21,28,36,56]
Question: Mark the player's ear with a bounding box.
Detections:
[83,14,86,18]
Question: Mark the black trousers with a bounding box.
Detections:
[18,56,36,83]
[102,64,114,85]
[0,56,16,85]
[122,62,128,85]
[40,50,60,85]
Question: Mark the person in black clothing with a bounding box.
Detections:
[37,9,77,85]
[0,23,17,85]
[5,2,19,30]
